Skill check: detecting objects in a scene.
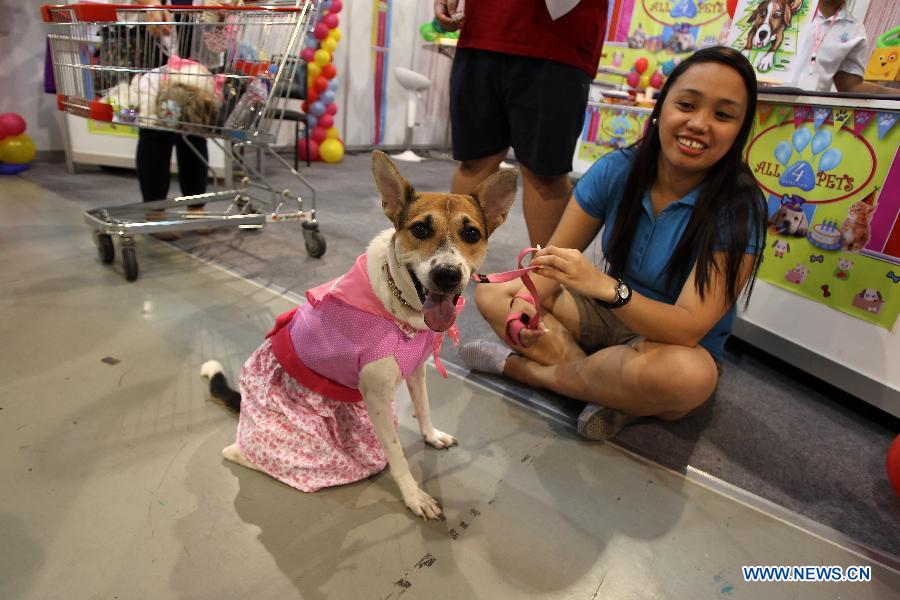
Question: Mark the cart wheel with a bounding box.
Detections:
[97,234,115,264]
[304,229,326,258]
[122,246,139,282]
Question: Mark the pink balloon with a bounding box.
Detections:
[325,103,338,116]
[301,48,315,63]
[312,126,328,143]
[626,71,640,87]
[329,0,343,13]
[297,138,320,161]
[323,14,339,29]
[649,72,664,88]
[319,113,334,129]
[313,23,329,40]
[0,113,27,137]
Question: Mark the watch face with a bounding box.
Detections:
[617,282,629,299]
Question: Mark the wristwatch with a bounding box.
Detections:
[595,278,632,309]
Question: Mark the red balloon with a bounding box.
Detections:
[319,113,334,129]
[297,138,320,161]
[300,100,308,113]
[301,48,315,63]
[312,126,328,143]
[314,76,329,93]
[323,14,339,29]
[329,0,343,14]
[888,435,900,497]
[321,63,337,79]
[634,57,649,75]
[307,88,319,103]
[0,113,27,137]
[313,23,329,40]
[325,103,338,116]
[726,0,738,19]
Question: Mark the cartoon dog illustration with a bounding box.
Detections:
[785,264,811,284]
[851,288,884,314]
[864,47,900,81]
[742,0,804,72]
[772,239,790,258]
[770,195,809,236]
[833,257,853,280]
[668,23,698,53]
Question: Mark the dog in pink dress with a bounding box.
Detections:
[202,151,517,519]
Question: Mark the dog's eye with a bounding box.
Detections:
[410,222,432,239]
[461,226,482,244]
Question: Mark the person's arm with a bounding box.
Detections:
[433,0,462,32]
[833,71,899,95]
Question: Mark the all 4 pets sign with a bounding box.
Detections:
[748,102,900,328]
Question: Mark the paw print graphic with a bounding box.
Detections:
[774,125,842,192]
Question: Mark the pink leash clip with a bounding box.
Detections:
[471,247,542,347]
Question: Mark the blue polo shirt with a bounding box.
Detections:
[574,149,762,361]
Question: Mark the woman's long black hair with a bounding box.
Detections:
[605,46,767,309]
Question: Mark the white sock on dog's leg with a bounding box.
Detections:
[458,340,514,375]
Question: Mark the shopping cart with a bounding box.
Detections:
[42,1,325,281]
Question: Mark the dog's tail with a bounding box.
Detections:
[200,360,241,412]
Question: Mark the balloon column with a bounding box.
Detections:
[0,112,36,175]
[299,0,344,163]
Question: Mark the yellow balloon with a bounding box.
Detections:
[325,127,340,139]
[328,27,342,42]
[639,74,651,89]
[321,37,337,53]
[306,61,321,79]
[313,49,331,66]
[0,134,36,164]
[319,138,344,163]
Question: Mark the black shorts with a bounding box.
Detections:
[449,48,591,177]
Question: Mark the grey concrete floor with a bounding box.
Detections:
[2,175,900,599]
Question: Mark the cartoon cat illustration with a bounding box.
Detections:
[841,190,878,252]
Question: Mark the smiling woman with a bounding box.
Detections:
[460,47,769,441]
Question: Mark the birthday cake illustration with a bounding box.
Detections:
[807,218,842,250]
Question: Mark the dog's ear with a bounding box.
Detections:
[786,243,790,251]
[747,5,761,24]
[783,2,794,29]
[372,150,414,226]
[470,168,518,237]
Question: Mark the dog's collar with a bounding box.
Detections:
[383,261,419,311]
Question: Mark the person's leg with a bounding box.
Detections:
[175,134,209,197]
[136,128,175,202]
[519,164,572,248]
[451,150,509,195]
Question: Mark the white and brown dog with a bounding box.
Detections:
[202,151,516,519]
[743,0,804,72]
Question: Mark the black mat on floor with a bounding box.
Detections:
[26,152,900,557]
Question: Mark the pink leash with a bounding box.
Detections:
[471,247,542,347]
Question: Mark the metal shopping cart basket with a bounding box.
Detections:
[42,1,324,281]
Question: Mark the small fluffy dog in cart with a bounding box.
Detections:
[202,151,517,519]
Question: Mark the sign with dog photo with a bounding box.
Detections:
[747,101,900,328]
[726,0,813,83]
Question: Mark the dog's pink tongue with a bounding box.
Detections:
[423,292,456,332]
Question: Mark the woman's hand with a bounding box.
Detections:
[433,0,463,32]
[531,246,617,304]
[507,294,545,348]
[147,9,173,37]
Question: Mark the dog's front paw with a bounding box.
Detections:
[424,428,458,449]
[402,485,443,520]
[757,52,774,72]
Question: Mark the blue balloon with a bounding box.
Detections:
[818,147,842,172]
[310,100,326,117]
[321,90,335,105]
[811,129,832,155]
[305,36,319,49]
[306,115,318,129]
[774,141,792,166]
[328,77,340,91]
[321,0,332,10]
[779,160,816,192]
[792,127,811,153]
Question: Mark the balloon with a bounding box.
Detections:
[306,61,321,79]
[325,103,338,116]
[321,37,337,53]
[330,0,343,14]
[634,57,649,74]
[888,435,900,497]
[328,78,340,91]
[320,0,332,10]
[307,88,319,103]
[323,14,339,29]
[792,126,811,153]
[774,141,793,166]
[0,113,26,137]
[314,75,329,93]
[328,27,342,42]
[420,22,436,42]
[306,115,318,129]
[313,23,329,40]
[301,48,315,63]
[319,138,344,163]
[297,138,320,162]
[320,90,335,105]
[310,101,326,117]
[811,129,832,155]
[314,49,332,66]
[312,126,328,143]
[626,71,640,87]
[727,0,738,19]
[326,126,340,139]
[0,133,36,164]
[321,63,337,79]
[304,36,319,49]
[649,72,664,88]
[661,60,676,76]
[319,113,334,129]
[639,74,650,89]
[818,147,842,172]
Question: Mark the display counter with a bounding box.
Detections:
[573,90,900,415]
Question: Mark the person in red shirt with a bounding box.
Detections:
[434,0,608,247]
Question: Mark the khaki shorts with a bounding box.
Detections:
[569,291,723,375]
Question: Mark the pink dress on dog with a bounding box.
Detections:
[235,254,459,492]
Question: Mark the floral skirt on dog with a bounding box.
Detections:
[235,338,394,492]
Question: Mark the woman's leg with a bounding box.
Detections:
[174,134,209,198]
[136,128,175,202]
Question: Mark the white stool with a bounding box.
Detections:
[393,67,432,162]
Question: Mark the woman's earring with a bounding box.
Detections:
[652,117,658,126]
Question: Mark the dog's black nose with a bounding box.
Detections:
[759,30,768,41]
[430,265,462,293]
